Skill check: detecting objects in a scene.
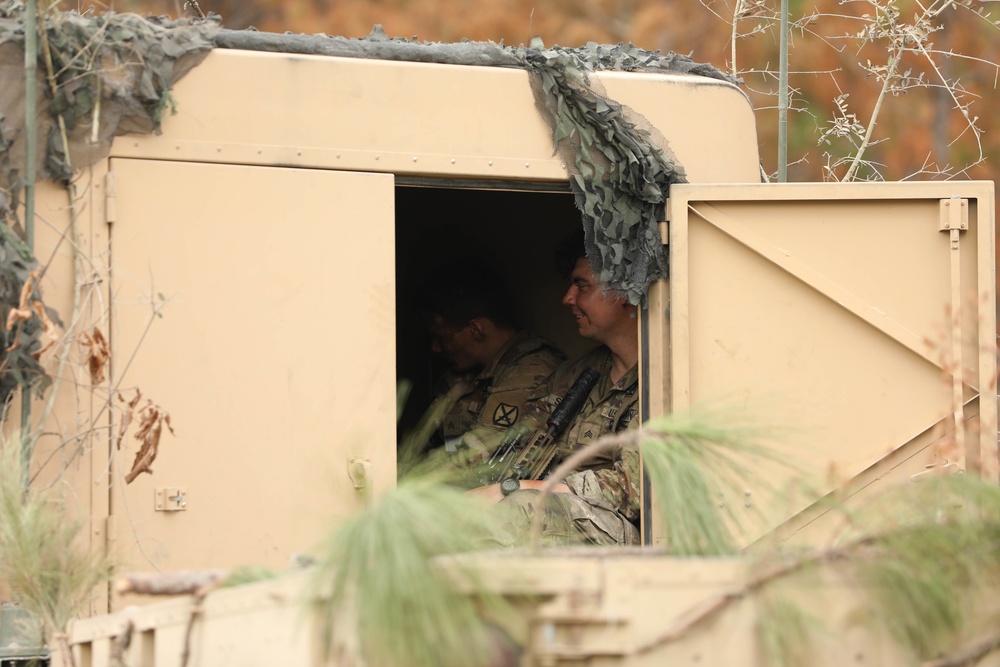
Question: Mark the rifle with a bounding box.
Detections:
[480,367,600,490]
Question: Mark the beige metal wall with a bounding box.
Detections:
[16,46,768,613]
[106,159,396,584]
[653,181,997,546]
[23,47,998,590]
[91,48,763,590]
[109,49,762,185]
[21,46,1000,664]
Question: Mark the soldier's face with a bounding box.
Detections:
[428,315,478,372]
[562,258,630,343]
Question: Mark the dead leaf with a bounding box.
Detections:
[124,399,175,484]
[4,306,32,335]
[5,269,37,334]
[82,327,110,384]
[30,301,59,361]
[4,270,42,353]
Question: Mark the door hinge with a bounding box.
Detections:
[939,197,968,248]
[105,515,116,545]
[105,170,117,225]
[658,220,669,246]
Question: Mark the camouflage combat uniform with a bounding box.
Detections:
[499,345,641,546]
[439,331,564,457]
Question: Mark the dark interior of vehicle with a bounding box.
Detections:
[394,184,590,444]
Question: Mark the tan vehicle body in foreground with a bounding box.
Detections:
[8,42,997,665]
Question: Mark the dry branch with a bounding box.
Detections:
[922,632,1000,667]
[116,390,142,450]
[115,570,227,596]
[109,620,134,667]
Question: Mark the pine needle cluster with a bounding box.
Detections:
[310,476,511,667]
[315,396,1000,665]
[748,474,1000,664]
[638,408,789,555]
[850,475,1000,659]
[0,438,111,666]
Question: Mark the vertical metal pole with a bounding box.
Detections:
[24,0,36,250]
[777,0,789,182]
[21,0,38,489]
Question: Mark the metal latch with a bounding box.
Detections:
[155,487,188,511]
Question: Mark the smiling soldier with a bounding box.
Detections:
[471,231,643,546]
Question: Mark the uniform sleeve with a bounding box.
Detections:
[564,429,641,523]
[475,347,563,434]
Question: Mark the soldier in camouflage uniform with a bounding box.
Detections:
[471,234,642,546]
[423,265,564,458]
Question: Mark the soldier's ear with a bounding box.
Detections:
[467,318,487,340]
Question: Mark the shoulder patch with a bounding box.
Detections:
[493,403,519,427]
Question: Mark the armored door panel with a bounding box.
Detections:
[657,182,996,545]
[108,159,395,588]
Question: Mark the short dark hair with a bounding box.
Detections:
[555,228,587,279]
[421,262,518,330]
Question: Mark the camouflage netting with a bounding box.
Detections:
[0,4,738,305]
[0,1,218,204]
[0,1,217,405]
[518,40,690,302]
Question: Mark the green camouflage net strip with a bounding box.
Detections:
[518,41,693,302]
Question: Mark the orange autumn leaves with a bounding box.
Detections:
[82,327,175,485]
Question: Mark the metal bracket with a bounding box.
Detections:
[939,198,968,248]
[154,487,188,511]
[938,197,969,449]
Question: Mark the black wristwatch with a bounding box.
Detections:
[500,477,521,497]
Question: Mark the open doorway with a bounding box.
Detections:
[394,184,589,445]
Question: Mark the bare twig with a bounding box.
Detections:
[920,632,1000,667]
[109,620,134,667]
[116,570,227,596]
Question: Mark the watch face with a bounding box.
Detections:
[500,477,520,496]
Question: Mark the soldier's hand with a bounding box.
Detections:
[517,479,572,495]
[468,483,505,504]
[467,480,572,504]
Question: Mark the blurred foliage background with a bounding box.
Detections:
[97,0,998,185]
